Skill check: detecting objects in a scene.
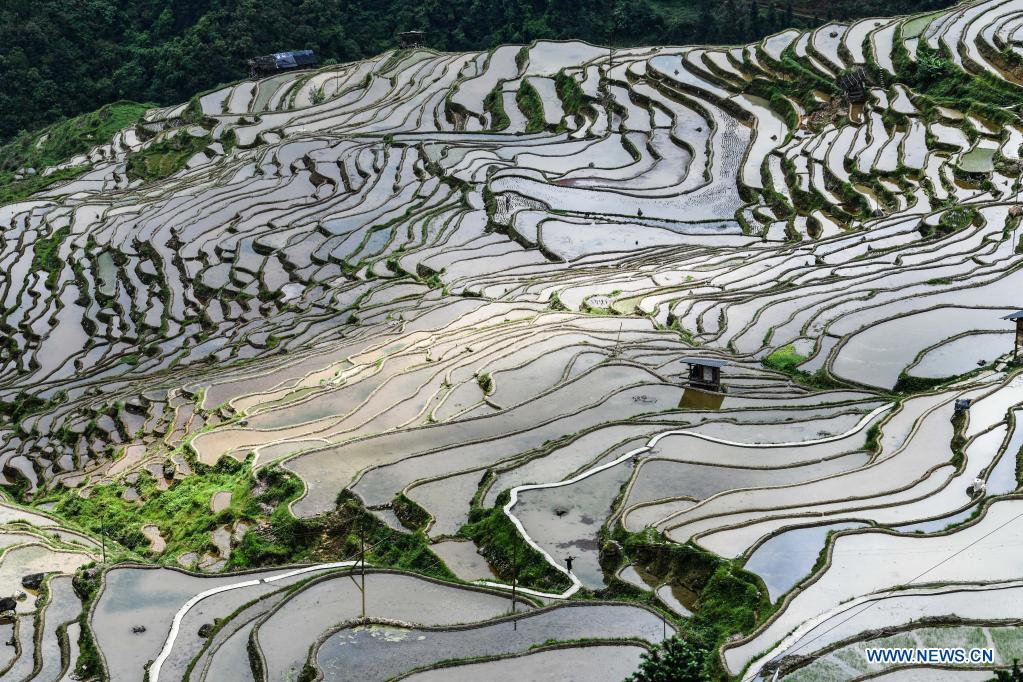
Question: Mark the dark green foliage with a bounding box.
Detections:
[865,424,882,452]
[297,663,318,682]
[950,408,968,470]
[918,206,979,239]
[993,660,1023,681]
[893,372,947,394]
[555,69,590,120]
[627,635,710,682]
[612,527,773,680]
[327,490,455,578]
[0,0,962,146]
[1016,429,1023,488]
[0,392,62,426]
[691,564,764,638]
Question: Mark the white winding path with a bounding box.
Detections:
[149,561,357,682]
[149,404,892,680]
[477,403,894,599]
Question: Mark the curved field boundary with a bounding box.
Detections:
[148,560,358,682]
[730,492,1023,680]
[476,402,893,600]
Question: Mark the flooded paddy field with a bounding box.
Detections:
[5,1,1023,678]
[315,603,671,680]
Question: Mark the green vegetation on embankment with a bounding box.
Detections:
[35,457,453,578]
[0,101,151,204]
[125,131,210,182]
[605,526,774,681]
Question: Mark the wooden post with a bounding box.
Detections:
[511,536,518,631]
[511,537,517,614]
[347,520,367,620]
[360,523,366,620]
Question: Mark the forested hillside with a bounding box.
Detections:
[1,0,957,145]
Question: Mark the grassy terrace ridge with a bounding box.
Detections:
[124,131,211,182]
[35,460,454,579]
[606,527,775,681]
[0,101,151,204]
[460,487,574,592]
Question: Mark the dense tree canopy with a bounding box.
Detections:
[0,0,958,143]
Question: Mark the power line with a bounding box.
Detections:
[745,506,1023,681]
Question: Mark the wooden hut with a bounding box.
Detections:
[1004,310,1023,359]
[247,50,317,78]
[398,31,426,49]
[681,357,728,393]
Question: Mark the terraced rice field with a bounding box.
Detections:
[4,1,1023,679]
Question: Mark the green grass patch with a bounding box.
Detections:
[612,527,773,680]
[71,564,104,680]
[555,70,587,115]
[516,78,546,133]
[761,344,848,391]
[1016,426,1023,488]
[392,492,432,532]
[893,372,947,394]
[32,226,71,291]
[125,132,209,182]
[764,344,808,372]
[483,85,510,132]
[0,101,151,207]
[39,459,454,580]
[1,101,150,174]
[919,205,979,239]
[40,457,260,559]
[459,489,572,592]
[0,166,89,207]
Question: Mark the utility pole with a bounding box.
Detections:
[510,535,519,630]
[347,519,367,620]
[360,523,366,619]
[607,0,614,73]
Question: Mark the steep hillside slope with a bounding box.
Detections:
[3,2,1023,680]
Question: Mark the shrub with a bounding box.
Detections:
[764,344,808,372]
[627,635,710,682]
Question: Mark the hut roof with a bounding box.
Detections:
[681,357,729,368]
